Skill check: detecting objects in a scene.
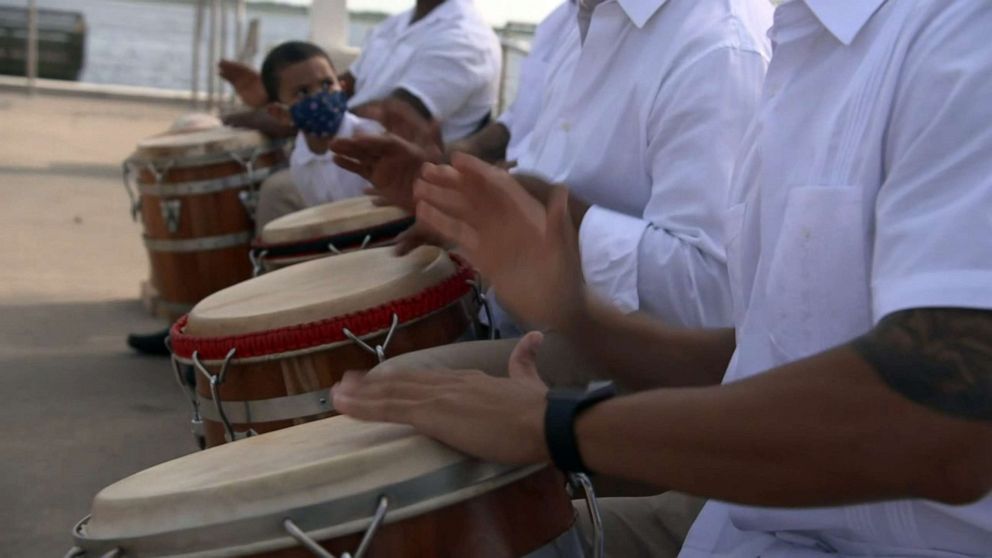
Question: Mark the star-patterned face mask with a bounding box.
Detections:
[290,89,348,137]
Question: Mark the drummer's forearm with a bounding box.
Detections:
[223,110,296,139]
[575,344,992,507]
[446,122,510,164]
[557,296,735,390]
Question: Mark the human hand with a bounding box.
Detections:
[352,97,442,147]
[331,134,442,212]
[393,221,450,256]
[218,59,267,109]
[333,332,550,465]
[413,154,588,330]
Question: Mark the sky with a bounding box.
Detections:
[263,0,564,25]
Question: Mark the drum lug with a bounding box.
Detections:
[121,162,141,222]
[342,313,400,364]
[190,349,242,444]
[232,147,263,221]
[249,249,268,277]
[160,199,182,234]
[467,279,497,340]
[569,473,604,558]
[238,189,258,221]
[283,495,389,558]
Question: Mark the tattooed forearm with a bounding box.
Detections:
[852,308,992,421]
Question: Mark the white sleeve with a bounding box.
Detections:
[871,6,992,320]
[577,47,767,328]
[393,33,495,121]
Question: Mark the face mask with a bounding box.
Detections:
[290,89,348,137]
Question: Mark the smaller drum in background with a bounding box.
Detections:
[251,196,414,275]
[168,246,478,448]
[123,126,287,319]
[70,416,591,558]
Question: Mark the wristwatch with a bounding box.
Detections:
[545,381,617,473]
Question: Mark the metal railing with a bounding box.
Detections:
[24,0,37,94]
[497,37,530,116]
[191,0,254,111]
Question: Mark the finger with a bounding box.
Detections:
[508,331,545,382]
[450,151,508,186]
[416,201,481,254]
[412,179,473,218]
[329,135,392,159]
[394,225,436,255]
[333,155,371,179]
[420,162,469,192]
[548,186,578,247]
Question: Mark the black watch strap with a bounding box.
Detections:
[545,381,617,473]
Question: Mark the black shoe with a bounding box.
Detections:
[126,328,171,356]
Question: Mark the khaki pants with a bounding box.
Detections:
[576,492,706,558]
[254,168,305,234]
[372,337,707,556]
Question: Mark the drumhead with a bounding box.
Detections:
[184,245,458,336]
[77,416,534,556]
[134,126,271,161]
[259,196,410,245]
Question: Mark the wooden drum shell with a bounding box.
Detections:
[251,467,576,558]
[193,299,473,447]
[132,147,285,314]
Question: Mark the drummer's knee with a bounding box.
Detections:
[255,169,304,233]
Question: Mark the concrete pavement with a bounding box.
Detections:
[0,91,198,555]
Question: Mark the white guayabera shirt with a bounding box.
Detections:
[495,1,573,162]
[289,114,384,206]
[348,0,501,143]
[682,1,992,556]
[514,0,773,328]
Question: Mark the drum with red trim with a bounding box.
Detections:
[70,416,587,557]
[124,126,287,319]
[251,196,414,275]
[168,246,476,447]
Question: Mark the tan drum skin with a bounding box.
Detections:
[253,196,414,273]
[125,126,287,319]
[169,246,476,448]
[70,416,579,558]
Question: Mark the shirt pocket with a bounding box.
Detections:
[722,202,748,326]
[764,186,871,361]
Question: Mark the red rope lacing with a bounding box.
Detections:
[170,257,474,361]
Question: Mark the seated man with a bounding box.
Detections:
[332,0,774,336]
[223,0,501,229]
[333,1,992,556]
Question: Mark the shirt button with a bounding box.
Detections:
[560,121,571,132]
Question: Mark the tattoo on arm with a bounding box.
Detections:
[852,308,992,421]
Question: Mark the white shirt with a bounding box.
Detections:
[289,113,383,206]
[348,0,501,143]
[682,1,992,556]
[515,0,773,328]
[495,2,573,161]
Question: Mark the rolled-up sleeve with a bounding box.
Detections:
[393,34,495,124]
[577,46,767,328]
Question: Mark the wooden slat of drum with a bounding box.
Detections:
[252,467,576,558]
[140,188,254,239]
[197,301,473,447]
[148,243,254,306]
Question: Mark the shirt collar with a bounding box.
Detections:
[570,0,669,29]
[802,0,887,45]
